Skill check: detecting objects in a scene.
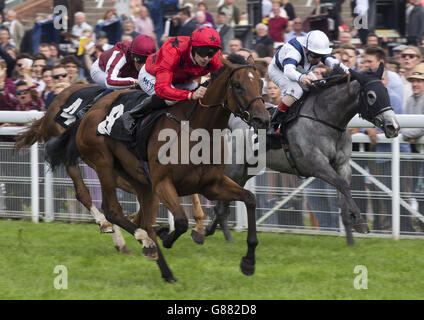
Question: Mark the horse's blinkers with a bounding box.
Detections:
[358,79,393,123]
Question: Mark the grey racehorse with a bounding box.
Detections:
[206,63,400,246]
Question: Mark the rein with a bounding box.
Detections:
[198,64,264,124]
[299,73,350,132]
[298,72,386,132]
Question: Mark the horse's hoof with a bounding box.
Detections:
[223,229,233,242]
[162,239,173,249]
[354,222,369,234]
[142,246,159,261]
[99,221,114,233]
[191,229,205,245]
[240,257,255,276]
[153,225,170,240]
[164,276,178,283]
[115,245,133,256]
[127,213,138,224]
[205,226,215,237]
[346,238,355,247]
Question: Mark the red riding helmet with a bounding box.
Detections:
[191,26,222,49]
[130,35,156,56]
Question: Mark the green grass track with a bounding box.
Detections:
[1,220,423,299]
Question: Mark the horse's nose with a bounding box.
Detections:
[384,123,399,138]
[251,116,269,130]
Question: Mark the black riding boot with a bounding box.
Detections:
[121,95,168,134]
[268,109,287,136]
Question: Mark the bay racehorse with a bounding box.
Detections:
[205,63,400,246]
[13,83,207,254]
[44,54,270,282]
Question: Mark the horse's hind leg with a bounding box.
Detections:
[205,200,233,242]
[190,194,206,245]
[66,164,132,254]
[97,164,158,260]
[65,165,113,233]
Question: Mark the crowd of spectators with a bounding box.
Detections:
[0,0,423,231]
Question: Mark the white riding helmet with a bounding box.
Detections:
[298,30,332,55]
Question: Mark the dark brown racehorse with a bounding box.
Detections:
[46,54,269,282]
[14,83,208,254]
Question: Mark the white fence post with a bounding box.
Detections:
[31,143,39,223]
[391,136,400,240]
[44,162,54,222]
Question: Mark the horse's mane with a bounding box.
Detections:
[210,53,249,82]
[309,64,350,94]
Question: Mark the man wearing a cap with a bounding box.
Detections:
[400,46,422,107]
[393,44,407,64]
[403,63,424,142]
[402,63,424,223]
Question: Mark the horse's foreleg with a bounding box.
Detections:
[139,188,177,283]
[313,162,368,246]
[66,165,114,233]
[190,194,206,245]
[336,163,369,245]
[97,165,158,260]
[155,179,189,249]
[202,176,257,276]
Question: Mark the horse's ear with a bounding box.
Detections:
[247,54,255,66]
[219,54,232,69]
[349,68,365,85]
[375,62,384,79]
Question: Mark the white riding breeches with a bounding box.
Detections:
[138,65,198,105]
[268,62,304,101]
[90,59,108,89]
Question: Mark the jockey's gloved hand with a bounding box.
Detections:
[192,86,207,100]
[300,74,315,86]
[339,63,350,74]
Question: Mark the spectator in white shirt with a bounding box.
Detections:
[72,12,93,38]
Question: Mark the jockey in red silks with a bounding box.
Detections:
[90,34,156,90]
[122,26,223,132]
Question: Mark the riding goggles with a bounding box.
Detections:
[308,51,324,59]
[193,46,219,58]
[133,54,147,64]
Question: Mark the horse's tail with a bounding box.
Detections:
[14,117,45,151]
[45,119,81,171]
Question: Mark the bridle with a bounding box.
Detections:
[299,75,393,132]
[199,65,264,124]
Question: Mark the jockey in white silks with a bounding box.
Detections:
[267,30,350,135]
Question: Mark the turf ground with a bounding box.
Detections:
[1,219,423,300]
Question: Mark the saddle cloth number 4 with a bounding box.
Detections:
[98,104,125,135]
[60,98,83,126]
